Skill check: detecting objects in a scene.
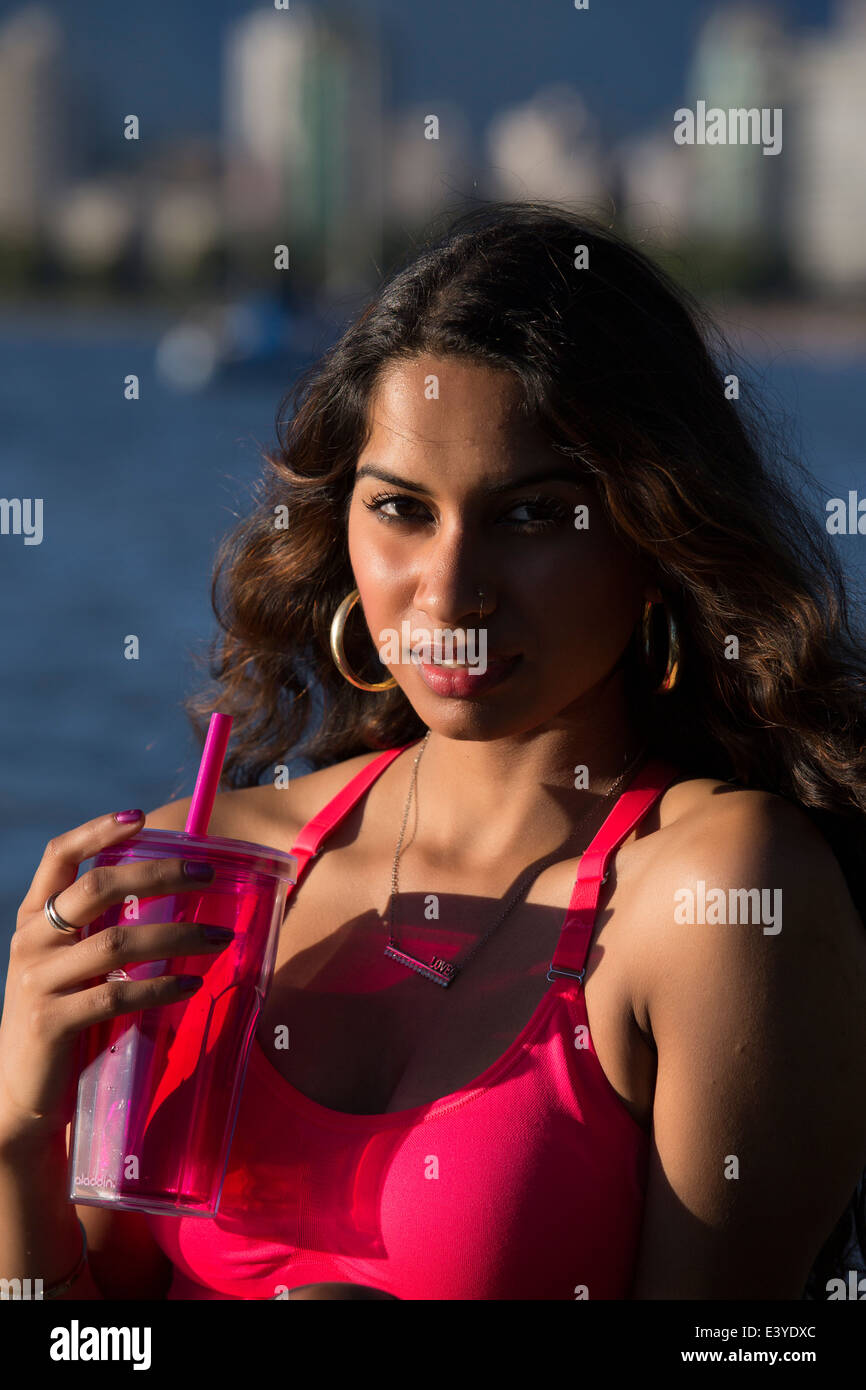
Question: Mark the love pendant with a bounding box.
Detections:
[383,944,459,987]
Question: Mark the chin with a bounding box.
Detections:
[409,691,551,743]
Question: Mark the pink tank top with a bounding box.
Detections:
[146,743,680,1300]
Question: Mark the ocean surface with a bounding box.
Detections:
[1,304,864,989]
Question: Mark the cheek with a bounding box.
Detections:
[347,505,409,632]
[527,529,642,659]
[347,504,393,581]
[523,522,633,598]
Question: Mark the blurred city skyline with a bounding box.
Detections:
[0,0,835,141]
[1,0,865,306]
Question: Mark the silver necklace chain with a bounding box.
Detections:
[385,730,647,982]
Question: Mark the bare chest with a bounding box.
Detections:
[254,832,657,1127]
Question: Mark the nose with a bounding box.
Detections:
[412,529,495,630]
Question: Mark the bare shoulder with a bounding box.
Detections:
[627,777,866,1296]
[144,749,386,850]
[653,773,861,917]
[641,772,865,928]
[629,772,866,1025]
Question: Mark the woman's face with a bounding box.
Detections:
[346,354,652,739]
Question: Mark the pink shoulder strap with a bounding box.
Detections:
[548,756,681,983]
[287,740,421,885]
[286,744,681,982]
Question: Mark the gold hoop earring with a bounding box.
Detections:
[641,598,680,693]
[330,588,398,692]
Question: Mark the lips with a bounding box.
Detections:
[417,653,522,698]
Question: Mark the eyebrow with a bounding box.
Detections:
[353,463,587,496]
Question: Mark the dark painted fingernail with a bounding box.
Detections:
[184,861,215,881]
[204,926,234,943]
[114,810,143,823]
[177,975,203,993]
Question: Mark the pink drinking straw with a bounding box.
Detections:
[185,712,233,835]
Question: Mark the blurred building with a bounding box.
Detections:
[618,128,693,245]
[49,177,137,274]
[386,102,476,233]
[0,5,68,237]
[483,84,609,210]
[222,3,385,295]
[45,139,224,283]
[138,138,223,282]
[786,0,866,294]
[683,3,790,250]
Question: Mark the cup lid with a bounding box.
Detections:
[97,827,297,882]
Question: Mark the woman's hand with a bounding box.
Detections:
[0,809,233,1153]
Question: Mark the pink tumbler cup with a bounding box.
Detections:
[67,829,296,1217]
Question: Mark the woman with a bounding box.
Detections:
[2,201,866,1301]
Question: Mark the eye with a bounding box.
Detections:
[362,491,431,523]
[361,490,570,532]
[503,496,570,531]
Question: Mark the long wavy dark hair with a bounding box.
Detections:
[185,200,866,1298]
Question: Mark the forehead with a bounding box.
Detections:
[363,355,536,455]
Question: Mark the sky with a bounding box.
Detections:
[0,0,836,152]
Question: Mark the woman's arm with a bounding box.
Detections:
[68,1121,174,1299]
[628,790,866,1299]
[0,1128,105,1299]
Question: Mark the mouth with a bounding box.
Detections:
[424,650,514,666]
[416,652,522,698]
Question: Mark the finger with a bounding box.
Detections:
[19,810,146,918]
[38,917,234,992]
[33,855,215,937]
[43,971,208,1042]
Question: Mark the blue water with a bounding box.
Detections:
[1,307,864,988]
[0,307,316,982]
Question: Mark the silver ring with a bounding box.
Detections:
[44,891,80,935]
